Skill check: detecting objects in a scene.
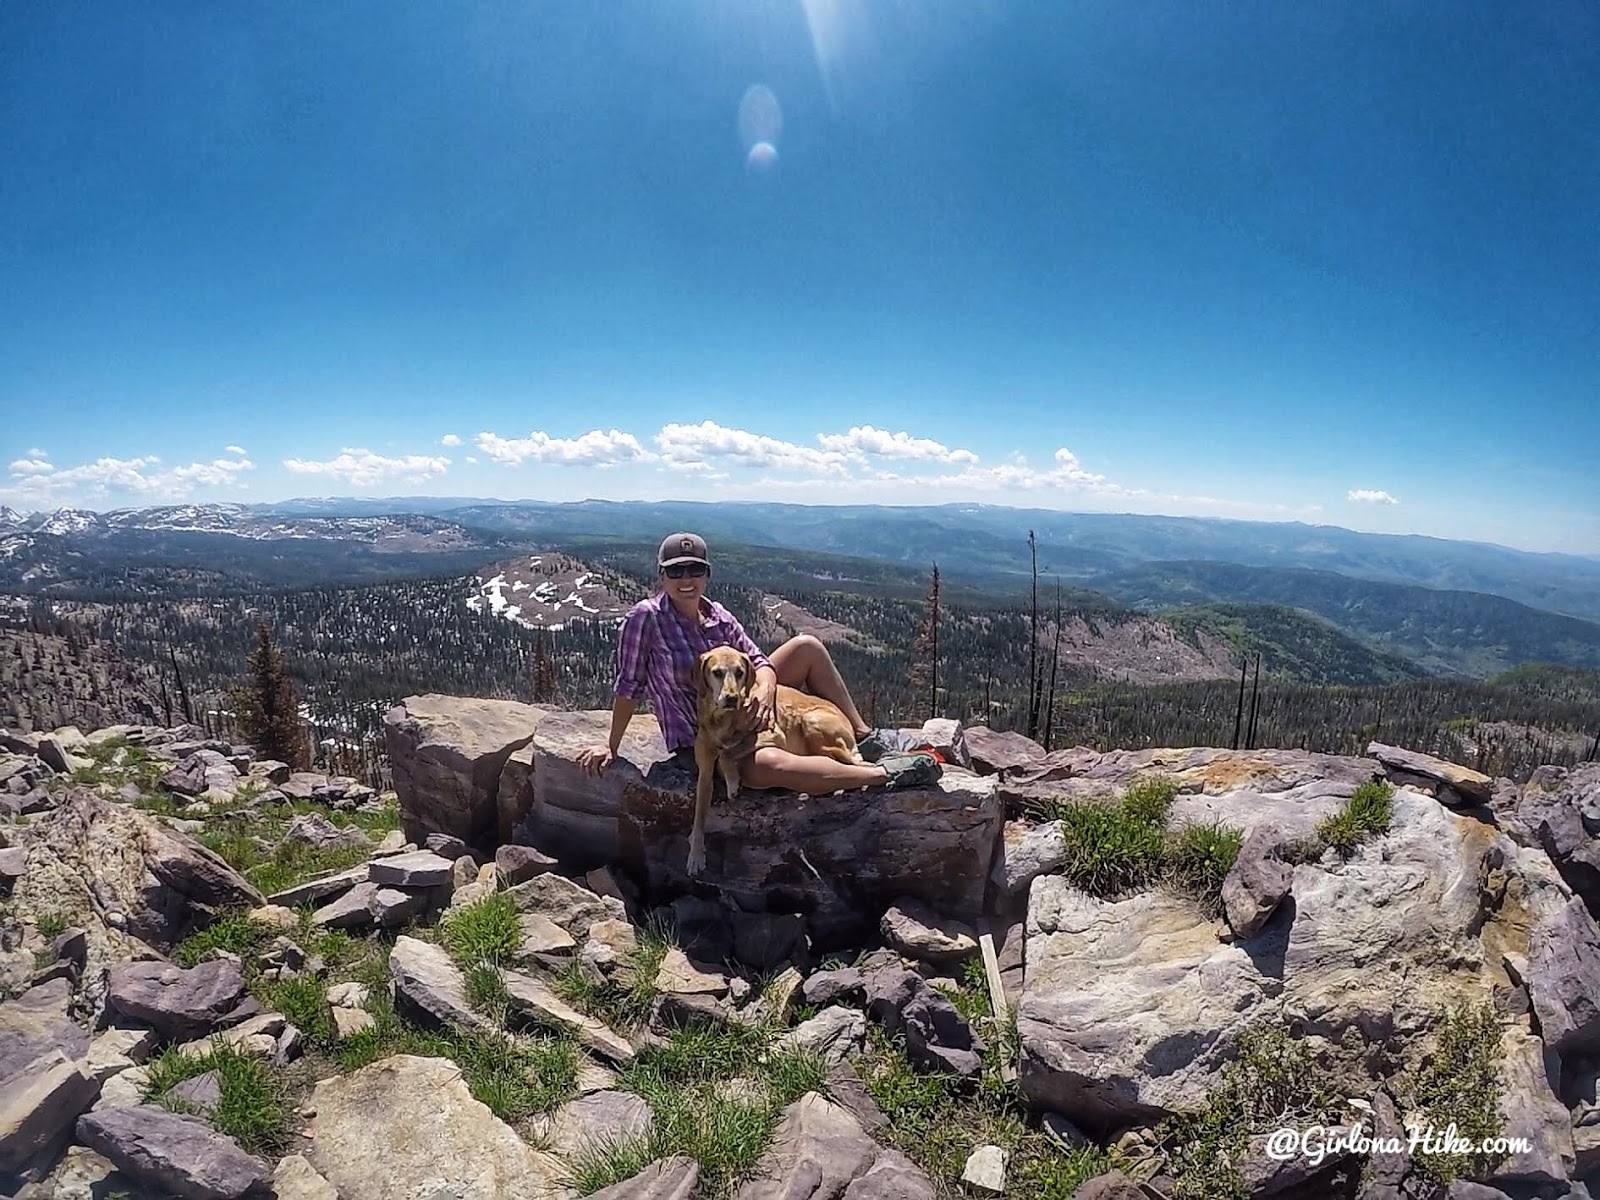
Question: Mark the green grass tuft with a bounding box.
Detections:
[1317,779,1394,853]
[440,893,521,968]
[449,1027,579,1122]
[465,960,510,1021]
[35,911,67,939]
[253,974,336,1048]
[1165,821,1244,916]
[173,911,273,968]
[247,842,372,899]
[564,1134,660,1195]
[1050,780,1172,898]
[143,1041,292,1156]
[552,921,671,1033]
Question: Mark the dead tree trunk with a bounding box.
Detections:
[1027,531,1041,741]
[1231,654,1248,750]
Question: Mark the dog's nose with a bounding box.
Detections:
[720,696,739,708]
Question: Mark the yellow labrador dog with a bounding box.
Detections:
[687,645,863,877]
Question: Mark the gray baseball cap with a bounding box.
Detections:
[658,532,710,568]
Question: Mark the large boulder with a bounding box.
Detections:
[75,1104,268,1200]
[75,1107,267,1200]
[105,960,247,1041]
[1500,764,1600,912]
[1220,826,1293,940]
[307,1054,567,1199]
[384,695,551,849]
[0,1047,99,1173]
[387,936,503,1040]
[517,710,1002,945]
[534,1089,652,1159]
[6,793,261,1017]
[1002,746,1378,825]
[1019,784,1576,1132]
[0,982,103,1168]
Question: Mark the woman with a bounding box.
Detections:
[577,532,942,792]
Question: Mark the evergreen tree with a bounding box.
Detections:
[532,629,557,704]
[235,623,309,769]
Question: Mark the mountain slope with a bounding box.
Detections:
[1101,561,1600,678]
[1156,603,1428,686]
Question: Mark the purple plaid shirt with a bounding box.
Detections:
[613,592,772,752]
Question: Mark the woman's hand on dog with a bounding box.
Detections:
[744,677,777,731]
[577,745,615,775]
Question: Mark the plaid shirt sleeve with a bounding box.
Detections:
[716,607,772,675]
[613,605,654,700]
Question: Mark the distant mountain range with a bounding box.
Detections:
[3,498,1598,682]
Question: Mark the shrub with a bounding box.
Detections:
[1156,1024,1339,1199]
[1398,1002,1506,1185]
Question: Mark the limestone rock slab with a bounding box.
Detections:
[307,1054,568,1199]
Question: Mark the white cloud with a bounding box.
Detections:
[283,448,450,487]
[476,429,649,468]
[3,454,256,502]
[225,445,247,456]
[466,455,479,464]
[869,446,1117,493]
[440,433,462,447]
[817,424,979,465]
[26,449,46,459]
[1348,489,1399,505]
[168,458,256,488]
[655,421,849,475]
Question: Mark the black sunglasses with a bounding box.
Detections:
[662,562,709,579]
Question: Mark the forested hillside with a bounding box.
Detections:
[4,564,1595,784]
[1158,604,1426,687]
[1101,560,1600,677]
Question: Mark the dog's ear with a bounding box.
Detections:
[695,652,712,702]
[739,652,754,693]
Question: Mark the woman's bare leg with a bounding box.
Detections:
[742,745,884,794]
[769,634,870,736]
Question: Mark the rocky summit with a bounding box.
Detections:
[2,701,1599,1199]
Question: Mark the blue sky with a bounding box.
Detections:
[2,2,1596,554]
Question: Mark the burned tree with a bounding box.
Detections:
[908,563,942,721]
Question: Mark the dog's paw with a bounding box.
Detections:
[686,844,707,877]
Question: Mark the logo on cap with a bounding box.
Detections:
[681,537,694,553]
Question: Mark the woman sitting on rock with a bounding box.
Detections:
[577,532,941,792]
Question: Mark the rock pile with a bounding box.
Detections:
[5,702,1600,1199]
